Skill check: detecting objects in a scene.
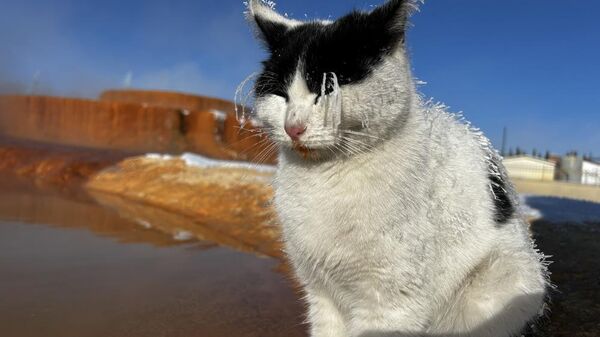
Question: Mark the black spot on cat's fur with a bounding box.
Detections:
[489,174,514,224]
[254,16,290,49]
[254,22,322,99]
[254,0,409,99]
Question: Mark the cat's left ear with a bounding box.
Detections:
[246,0,300,48]
[369,0,417,42]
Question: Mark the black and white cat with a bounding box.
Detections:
[246,1,548,336]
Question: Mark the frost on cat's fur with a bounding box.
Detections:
[245,1,549,336]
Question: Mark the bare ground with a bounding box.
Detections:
[530,219,600,337]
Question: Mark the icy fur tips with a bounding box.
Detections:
[315,72,342,136]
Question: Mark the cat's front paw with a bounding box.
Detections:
[306,291,347,337]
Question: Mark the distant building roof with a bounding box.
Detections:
[503,155,556,167]
[583,159,600,166]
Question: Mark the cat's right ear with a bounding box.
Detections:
[246,0,300,48]
[369,0,418,43]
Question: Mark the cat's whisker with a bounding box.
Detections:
[235,72,260,121]
[343,143,366,157]
[341,136,375,155]
[342,130,382,141]
[236,136,274,159]
[226,127,268,149]
[250,138,279,165]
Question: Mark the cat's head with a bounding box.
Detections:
[247,0,417,160]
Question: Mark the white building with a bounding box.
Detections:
[503,156,556,181]
[560,154,600,186]
[582,160,600,185]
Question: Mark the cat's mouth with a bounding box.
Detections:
[291,141,329,161]
[293,142,310,155]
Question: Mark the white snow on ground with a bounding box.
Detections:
[520,194,600,226]
[173,230,194,241]
[145,153,276,173]
[135,219,153,229]
[180,153,276,173]
[145,153,175,161]
[518,195,542,220]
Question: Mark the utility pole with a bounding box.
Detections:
[501,126,507,157]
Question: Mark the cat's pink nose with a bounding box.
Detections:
[285,124,307,141]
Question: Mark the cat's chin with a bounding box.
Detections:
[282,142,334,161]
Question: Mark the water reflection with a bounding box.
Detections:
[90,191,283,258]
[0,182,189,248]
[0,181,306,337]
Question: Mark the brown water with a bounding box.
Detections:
[0,184,306,337]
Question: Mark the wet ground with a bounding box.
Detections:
[530,219,600,337]
[0,178,599,336]
[0,181,306,337]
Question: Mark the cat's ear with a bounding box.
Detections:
[369,0,417,42]
[246,0,300,47]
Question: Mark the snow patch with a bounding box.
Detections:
[181,153,276,173]
[173,230,194,241]
[145,153,174,161]
[135,219,153,229]
[518,195,542,220]
[145,153,275,173]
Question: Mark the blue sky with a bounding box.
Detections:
[1,0,599,155]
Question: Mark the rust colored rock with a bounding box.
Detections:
[101,88,278,163]
[86,156,282,258]
[223,115,277,164]
[0,93,278,162]
[0,137,280,257]
[0,95,186,153]
[182,109,238,160]
[100,89,242,115]
[0,136,130,188]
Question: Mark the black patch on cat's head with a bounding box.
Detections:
[489,174,515,224]
[251,0,412,99]
[253,16,290,48]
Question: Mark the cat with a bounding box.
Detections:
[245,1,549,336]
